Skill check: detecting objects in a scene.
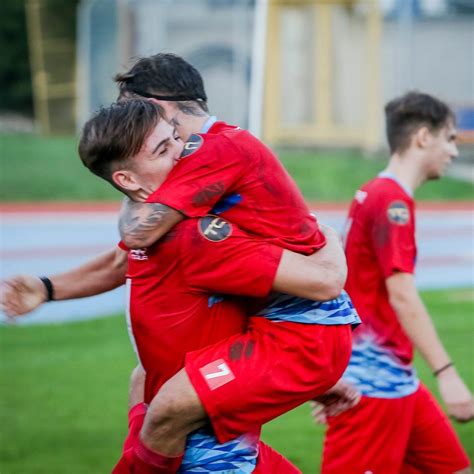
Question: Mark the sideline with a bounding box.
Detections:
[1,200,473,213]
[1,201,472,325]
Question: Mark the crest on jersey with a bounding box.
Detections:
[387,201,410,225]
[198,215,232,242]
[180,133,203,158]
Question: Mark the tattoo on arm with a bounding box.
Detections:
[118,198,182,247]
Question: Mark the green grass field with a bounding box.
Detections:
[1,289,473,473]
[1,133,472,202]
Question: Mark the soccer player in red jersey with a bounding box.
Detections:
[0,98,356,472]
[78,99,358,473]
[315,92,473,474]
[2,54,359,472]
[109,54,359,462]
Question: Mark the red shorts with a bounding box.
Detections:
[322,384,470,474]
[186,317,352,443]
[255,442,301,473]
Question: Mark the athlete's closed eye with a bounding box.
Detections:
[173,127,182,142]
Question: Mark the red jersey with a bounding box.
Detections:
[125,216,283,403]
[344,175,417,366]
[146,121,325,255]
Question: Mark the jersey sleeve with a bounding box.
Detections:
[146,134,247,217]
[370,197,416,278]
[180,217,283,297]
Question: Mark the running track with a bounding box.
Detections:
[1,202,473,325]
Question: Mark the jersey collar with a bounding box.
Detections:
[378,171,413,198]
[200,116,217,133]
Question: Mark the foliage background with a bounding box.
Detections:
[0,0,78,115]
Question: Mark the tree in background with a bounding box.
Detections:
[0,0,33,114]
[0,0,78,118]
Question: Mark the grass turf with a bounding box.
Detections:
[1,133,472,202]
[1,289,473,473]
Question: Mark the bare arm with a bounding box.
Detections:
[118,197,184,249]
[272,224,347,301]
[1,247,127,317]
[386,272,474,422]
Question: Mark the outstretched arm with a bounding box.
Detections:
[1,247,127,317]
[272,224,347,301]
[386,272,474,423]
[118,198,184,249]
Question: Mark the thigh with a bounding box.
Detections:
[147,368,207,429]
[185,319,352,443]
[322,394,416,474]
[403,384,470,473]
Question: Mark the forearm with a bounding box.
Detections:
[313,225,347,284]
[50,248,127,300]
[272,227,347,301]
[387,274,451,371]
[118,197,184,249]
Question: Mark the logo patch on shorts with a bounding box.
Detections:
[387,201,410,225]
[180,133,203,158]
[199,359,235,390]
[198,215,232,242]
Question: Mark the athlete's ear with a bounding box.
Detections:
[414,126,431,149]
[112,169,141,192]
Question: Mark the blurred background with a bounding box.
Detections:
[1,0,474,147]
[0,1,473,472]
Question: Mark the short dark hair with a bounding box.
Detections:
[385,91,455,154]
[115,53,209,114]
[79,100,166,189]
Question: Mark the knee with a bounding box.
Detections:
[146,381,183,432]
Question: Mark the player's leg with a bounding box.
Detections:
[140,317,352,455]
[112,365,154,473]
[321,394,415,474]
[185,317,353,443]
[402,384,471,473]
[140,368,207,455]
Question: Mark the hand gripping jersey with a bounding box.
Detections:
[342,173,419,398]
[146,121,360,327]
[126,218,283,473]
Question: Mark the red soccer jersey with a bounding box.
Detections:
[344,176,417,364]
[125,216,283,403]
[146,121,325,255]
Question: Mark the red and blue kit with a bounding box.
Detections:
[146,122,360,327]
[343,173,418,398]
[322,173,469,473]
[143,123,360,445]
[147,121,325,254]
[126,218,284,473]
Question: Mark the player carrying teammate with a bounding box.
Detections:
[101,54,361,471]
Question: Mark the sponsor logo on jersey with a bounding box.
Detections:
[387,201,410,225]
[199,358,235,390]
[198,215,232,242]
[130,248,148,261]
[180,133,203,158]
